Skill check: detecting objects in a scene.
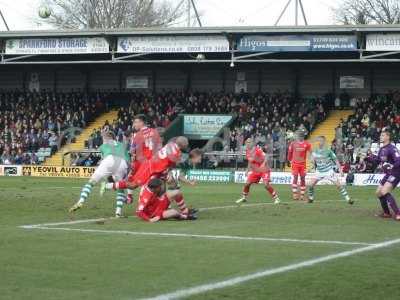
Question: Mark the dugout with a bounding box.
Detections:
[0,25,400,98]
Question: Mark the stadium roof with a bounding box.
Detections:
[1,24,400,38]
[1,24,400,64]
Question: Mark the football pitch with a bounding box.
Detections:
[1,177,400,300]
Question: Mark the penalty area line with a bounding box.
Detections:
[21,226,373,246]
[138,237,400,300]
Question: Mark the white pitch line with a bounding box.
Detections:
[6,186,82,190]
[138,238,400,300]
[23,226,373,246]
[18,198,358,228]
[199,199,361,211]
[199,202,270,211]
[19,217,115,229]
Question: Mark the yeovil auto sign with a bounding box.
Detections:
[237,35,357,52]
[117,35,229,53]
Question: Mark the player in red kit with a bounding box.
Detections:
[236,138,280,204]
[287,130,312,201]
[126,114,161,203]
[102,136,188,191]
[132,138,183,186]
[136,178,197,222]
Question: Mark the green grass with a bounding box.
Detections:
[0,177,400,300]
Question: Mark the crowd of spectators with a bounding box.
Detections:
[333,90,400,173]
[87,90,328,170]
[5,87,400,172]
[70,152,102,167]
[0,90,106,165]
[90,90,327,144]
[227,91,327,150]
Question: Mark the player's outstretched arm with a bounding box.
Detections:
[149,216,161,223]
[335,159,344,176]
[306,143,312,164]
[309,159,316,172]
[330,151,343,176]
[287,143,293,162]
[246,160,252,174]
[136,210,151,221]
[392,149,400,169]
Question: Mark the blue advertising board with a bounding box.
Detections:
[237,35,357,52]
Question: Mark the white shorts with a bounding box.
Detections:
[91,156,128,184]
[315,169,339,183]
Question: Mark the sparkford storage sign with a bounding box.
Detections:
[22,166,96,178]
[6,37,109,55]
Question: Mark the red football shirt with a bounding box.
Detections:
[151,142,182,174]
[131,127,161,161]
[246,146,269,172]
[288,141,312,165]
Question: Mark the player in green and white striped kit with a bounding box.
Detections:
[69,130,130,217]
[308,136,353,205]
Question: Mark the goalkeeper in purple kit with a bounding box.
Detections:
[373,130,400,221]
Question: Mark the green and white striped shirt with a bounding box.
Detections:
[312,148,337,173]
[99,140,130,162]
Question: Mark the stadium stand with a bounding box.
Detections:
[8,88,398,173]
[45,110,119,166]
[76,90,329,169]
[332,91,400,172]
[88,90,328,146]
[0,91,106,165]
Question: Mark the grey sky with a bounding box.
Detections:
[0,0,339,31]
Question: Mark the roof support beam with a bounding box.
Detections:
[2,58,400,65]
[113,53,151,60]
[2,54,37,62]
[235,52,274,60]
[361,51,400,59]
[0,8,10,31]
[275,0,292,26]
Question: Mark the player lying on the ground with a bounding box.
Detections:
[136,178,197,222]
[236,138,280,204]
[308,136,353,204]
[69,131,130,217]
[372,130,400,220]
[126,114,161,204]
[101,136,188,193]
[288,130,312,201]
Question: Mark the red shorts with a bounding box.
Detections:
[130,162,167,186]
[131,160,142,173]
[130,161,153,186]
[149,195,170,219]
[247,171,271,184]
[291,164,306,177]
[127,160,142,182]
